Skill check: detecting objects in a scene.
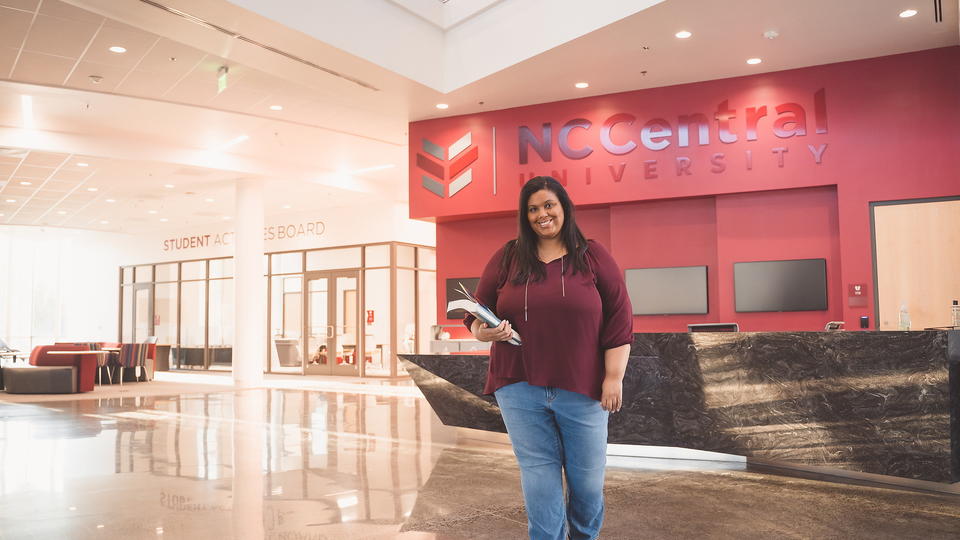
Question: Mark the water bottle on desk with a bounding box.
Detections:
[898,304,911,331]
[952,300,960,328]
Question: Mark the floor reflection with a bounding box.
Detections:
[1,380,958,539]
[0,385,455,539]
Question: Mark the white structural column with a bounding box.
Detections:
[233,178,266,387]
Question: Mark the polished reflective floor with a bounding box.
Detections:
[0,375,958,539]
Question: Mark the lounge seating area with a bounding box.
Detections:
[0,340,158,395]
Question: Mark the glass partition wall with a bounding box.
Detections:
[120,242,436,377]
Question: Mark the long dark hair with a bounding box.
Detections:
[501,176,588,284]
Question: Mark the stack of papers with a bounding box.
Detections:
[446,282,522,346]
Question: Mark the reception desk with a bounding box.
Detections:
[400,330,959,484]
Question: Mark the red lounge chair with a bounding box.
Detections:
[29,344,96,392]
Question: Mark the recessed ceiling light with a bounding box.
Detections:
[899,9,917,17]
[5,199,15,203]
[148,210,158,214]
[204,198,215,203]
[0,213,5,217]
[435,103,449,109]
[282,204,291,209]
[222,216,232,220]
[746,58,763,65]
[164,184,175,189]
[159,218,169,222]
[269,105,283,111]
[86,187,98,192]
[19,181,31,186]
[57,210,66,215]
[109,46,126,53]
[77,162,89,167]
[675,30,692,39]
[105,198,116,203]
[99,220,109,224]
[574,82,589,89]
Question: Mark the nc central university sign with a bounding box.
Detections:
[408,86,833,219]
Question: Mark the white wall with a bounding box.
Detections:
[0,225,135,353]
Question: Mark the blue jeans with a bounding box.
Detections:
[494,382,609,540]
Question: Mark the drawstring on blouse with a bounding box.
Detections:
[525,255,565,322]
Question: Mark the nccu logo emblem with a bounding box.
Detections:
[417,132,478,198]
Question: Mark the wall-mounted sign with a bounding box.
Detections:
[848,283,868,308]
[409,85,833,220]
[162,220,325,251]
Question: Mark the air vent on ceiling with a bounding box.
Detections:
[138,0,380,91]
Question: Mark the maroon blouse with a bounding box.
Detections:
[464,240,634,401]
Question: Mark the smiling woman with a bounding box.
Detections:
[464,176,633,538]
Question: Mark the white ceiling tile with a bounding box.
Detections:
[210,85,269,111]
[42,180,77,190]
[38,0,102,24]
[64,60,128,92]
[12,164,54,179]
[114,69,188,98]
[50,170,88,182]
[3,186,35,196]
[0,162,17,177]
[29,192,63,201]
[0,7,32,49]
[0,0,39,12]
[23,15,99,58]
[162,69,221,103]
[82,25,159,69]
[9,50,74,85]
[23,151,69,167]
[136,39,206,75]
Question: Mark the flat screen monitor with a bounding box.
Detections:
[445,277,480,319]
[625,266,708,315]
[734,258,828,312]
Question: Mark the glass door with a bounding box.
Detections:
[304,271,359,376]
[132,283,154,342]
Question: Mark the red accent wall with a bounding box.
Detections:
[420,47,960,332]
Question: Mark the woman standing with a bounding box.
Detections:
[465,176,633,540]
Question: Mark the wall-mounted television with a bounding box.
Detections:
[734,258,827,312]
[445,277,480,319]
[625,266,708,315]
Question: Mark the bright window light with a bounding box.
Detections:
[349,164,395,174]
[213,134,249,152]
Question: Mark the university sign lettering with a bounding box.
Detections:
[408,86,834,219]
[517,89,828,184]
